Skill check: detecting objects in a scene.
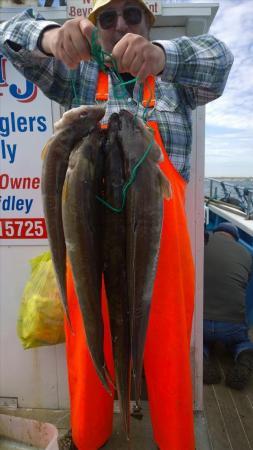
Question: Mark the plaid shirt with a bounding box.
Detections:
[0,9,233,181]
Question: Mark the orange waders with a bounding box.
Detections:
[65,73,195,450]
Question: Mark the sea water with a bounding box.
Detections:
[204,177,253,198]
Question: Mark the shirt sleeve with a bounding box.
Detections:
[0,8,76,106]
[153,34,234,110]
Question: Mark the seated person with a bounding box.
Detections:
[204,222,253,390]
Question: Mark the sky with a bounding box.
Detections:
[174,0,253,177]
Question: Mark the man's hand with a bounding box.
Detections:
[111,33,166,82]
[41,18,95,68]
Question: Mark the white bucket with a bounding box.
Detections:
[0,414,59,450]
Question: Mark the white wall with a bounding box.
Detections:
[0,246,69,408]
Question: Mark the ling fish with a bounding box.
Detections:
[62,126,112,393]
[118,110,171,413]
[102,113,131,437]
[41,106,105,324]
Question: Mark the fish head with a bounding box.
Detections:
[118,109,135,134]
[119,110,163,163]
[87,127,105,163]
[100,113,120,161]
[108,113,120,133]
[82,105,106,123]
[54,105,105,134]
[72,127,106,180]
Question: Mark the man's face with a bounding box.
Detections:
[96,0,151,52]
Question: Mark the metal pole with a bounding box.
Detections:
[246,191,252,220]
[210,179,213,198]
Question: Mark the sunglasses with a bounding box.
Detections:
[98,6,143,30]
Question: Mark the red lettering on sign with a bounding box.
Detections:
[0,218,47,239]
[0,174,41,190]
[68,6,93,17]
[149,3,158,13]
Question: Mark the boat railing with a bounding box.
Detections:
[206,178,253,220]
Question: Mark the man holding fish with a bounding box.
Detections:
[0,1,233,449]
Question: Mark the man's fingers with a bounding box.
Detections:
[46,18,94,67]
[137,62,149,83]
[111,37,129,72]
[57,43,79,68]
[68,23,91,60]
[129,55,143,77]
[120,46,137,72]
[74,39,91,61]
[63,33,89,65]
[79,19,95,48]
[110,34,165,80]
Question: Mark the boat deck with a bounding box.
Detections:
[203,342,253,450]
[207,203,253,236]
[1,339,253,450]
[0,404,210,450]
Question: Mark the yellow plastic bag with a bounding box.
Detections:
[17,251,65,349]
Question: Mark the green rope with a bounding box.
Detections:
[71,28,156,213]
[96,138,154,213]
[71,28,154,119]
[91,28,137,100]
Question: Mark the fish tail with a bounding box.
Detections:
[131,401,143,420]
[121,381,131,440]
[62,175,69,203]
[131,370,143,420]
[96,365,113,396]
[158,168,172,200]
[41,141,50,160]
[124,413,130,441]
[65,308,75,336]
[104,364,116,390]
[59,287,74,335]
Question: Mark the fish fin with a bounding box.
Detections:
[144,124,155,139]
[65,309,75,336]
[131,403,143,420]
[41,142,51,161]
[53,107,89,132]
[62,175,69,203]
[147,139,163,163]
[157,147,164,162]
[98,365,113,396]
[104,365,116,390]
[158,169,172,200]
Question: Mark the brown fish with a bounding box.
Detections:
[41,106,105,325]
[102,113,131,437]
[118,110,171,413]
[62,126,112,393]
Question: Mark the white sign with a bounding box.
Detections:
[145,0,161,15]
[66,0,161,19]
[0,54,54,245]
[67,0,93,18]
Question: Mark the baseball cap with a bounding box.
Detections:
[213,222,240,241]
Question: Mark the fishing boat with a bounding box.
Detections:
[205,177,253,324]
[203,177,253,450]
[1,2,253,450]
